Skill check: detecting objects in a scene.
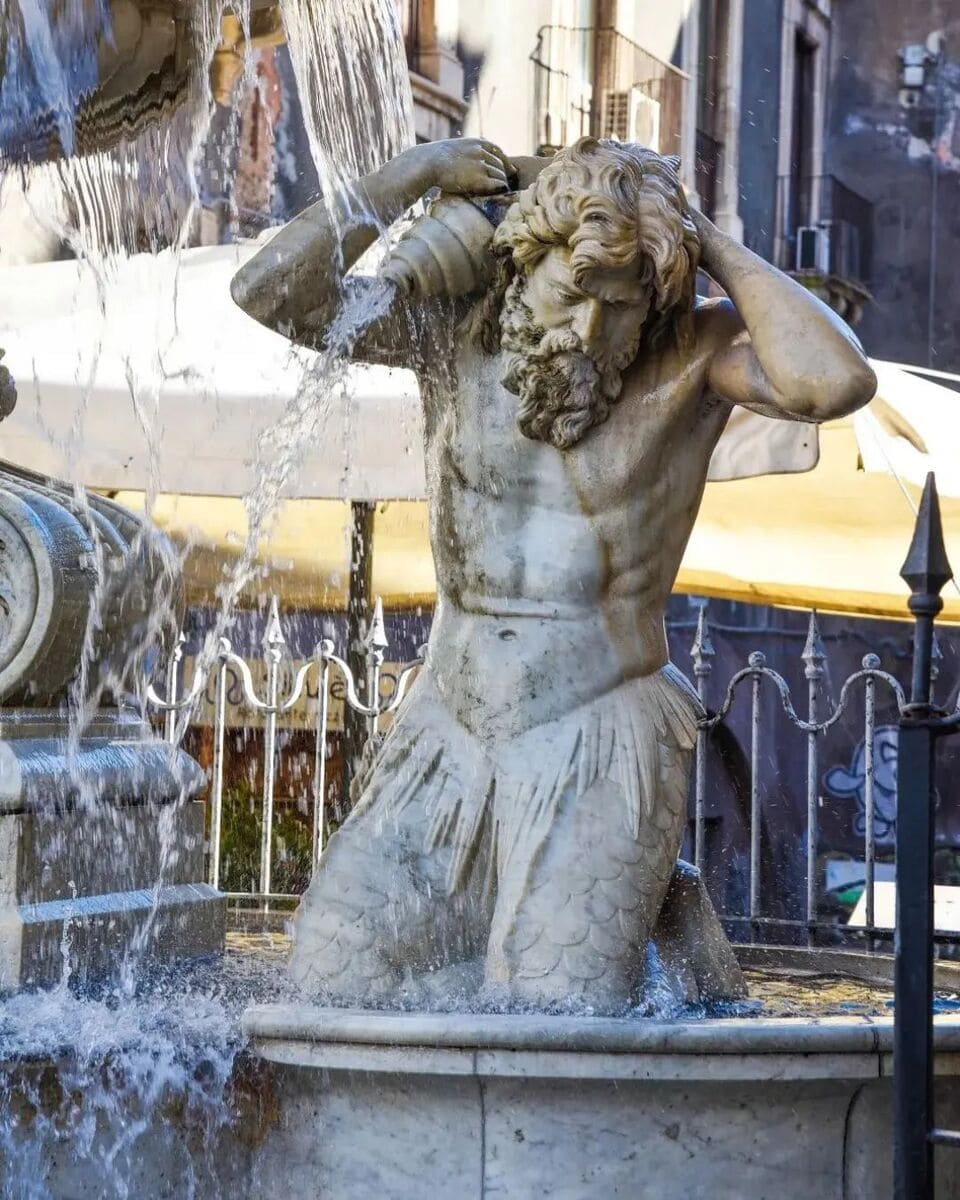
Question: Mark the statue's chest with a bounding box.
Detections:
[422,350,675,511]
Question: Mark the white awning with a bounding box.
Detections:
[0,242,834,499]
[0,244,422,500]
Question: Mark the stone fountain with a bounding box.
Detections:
[3,3,960,1198]
[0,421,224,992]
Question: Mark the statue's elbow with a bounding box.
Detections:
[230,266,259,320]
[793,358,876,423]
[833,359,877,418]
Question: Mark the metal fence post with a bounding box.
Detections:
[209,638,231,890]
[163,632,186,744]
[802,612,825,947]
[894,473,953,1200]
[364,596,388,742]
[748,651,764,941]
[862,654,880,938]
[691,604,714,871]
[260,598,285,901]
[312,641,333,868]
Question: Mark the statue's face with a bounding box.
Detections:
[497,244,652,450]
[520,245,651,369]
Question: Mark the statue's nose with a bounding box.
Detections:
[571,298,604,349]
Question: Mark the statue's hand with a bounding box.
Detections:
[411,138,515,196]
[0,350,16,421]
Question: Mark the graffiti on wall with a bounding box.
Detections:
[824,725,899,846]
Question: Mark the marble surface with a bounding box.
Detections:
[244,1005,960,1199]
[1,797,224,990]
[244,1003,960,1059]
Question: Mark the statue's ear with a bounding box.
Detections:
[664,154,682,173]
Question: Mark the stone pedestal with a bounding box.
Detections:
[0,461,225,991]
[242,1004,960,1200]
[0,710,224,991]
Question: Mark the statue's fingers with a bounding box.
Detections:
[474,176,509,195]
[482,170,510,194]
[480,148,506,170]
[481,140,514,176]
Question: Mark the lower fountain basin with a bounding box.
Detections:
[4,941,960,1197]
[243,969,960,1200]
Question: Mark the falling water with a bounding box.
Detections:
[187,0,413,693]
[0,2,415,1193]
[281,0,413,216]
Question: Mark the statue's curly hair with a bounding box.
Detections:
[473,137,700,356]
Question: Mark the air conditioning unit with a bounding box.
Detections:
[795,225,829,273]
[601,86,661,149]
[795,221,863,281]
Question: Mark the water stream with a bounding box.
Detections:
[0,2,413,1193]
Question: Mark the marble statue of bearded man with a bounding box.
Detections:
[231,136,876,1012]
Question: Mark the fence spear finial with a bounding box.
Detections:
[691,603,714,674]
[901,473,953,605]
[364,596,389,652]
[901,473,952,707]
[264,595,286,649]
[801,610,826,680]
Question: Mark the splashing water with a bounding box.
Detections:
[0,2,414,1192]
[0,937,298,1199]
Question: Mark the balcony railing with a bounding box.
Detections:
[531,25,686,157]
[774,174,874,288]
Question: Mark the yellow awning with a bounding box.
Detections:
[113,492,437,610]
[676,417,960,622]
[112,414,960,622]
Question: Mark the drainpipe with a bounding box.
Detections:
[713,0,744,241]
[927,38,945,369]
[680,0,701,207]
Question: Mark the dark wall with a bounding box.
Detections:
[828,1,960,371]
[737,0,783,262]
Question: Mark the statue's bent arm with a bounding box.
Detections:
[693,209,877,424]
[230,139,517,368]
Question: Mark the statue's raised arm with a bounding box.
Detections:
[230,138,517,367]
[693,207,877,422]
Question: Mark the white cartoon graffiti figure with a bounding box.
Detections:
[824,725,899,846]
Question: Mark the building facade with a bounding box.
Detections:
[826,1,960,373]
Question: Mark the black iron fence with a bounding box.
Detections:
[891,475,958,1196]
[148,573,956,965]
[687,606,911,948]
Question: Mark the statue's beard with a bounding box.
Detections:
[498,285,646,450]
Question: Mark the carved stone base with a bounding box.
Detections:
[243,1003,960,1200]
[0,710,225,991]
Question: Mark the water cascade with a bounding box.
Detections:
[0,3,413,1196]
